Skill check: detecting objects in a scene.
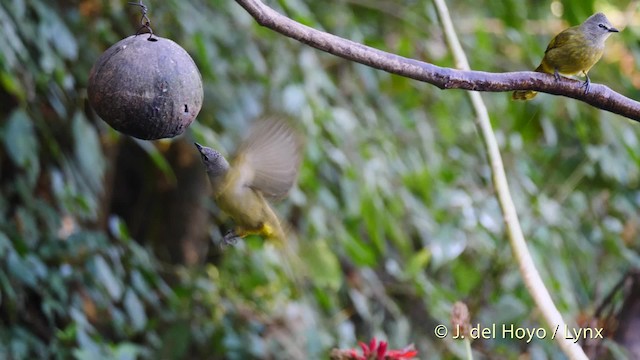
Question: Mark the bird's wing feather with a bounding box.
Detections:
[231,117,303,200]
[544,26,574,53]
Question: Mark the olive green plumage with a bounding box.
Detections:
[195,118,303,243]
[513,12,618,100]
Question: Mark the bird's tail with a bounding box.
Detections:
[268,223,308,286]
[512,89,538,100]
[512,64,545,100]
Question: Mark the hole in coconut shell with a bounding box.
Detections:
[147,37,158,42]
[184,104,189,113]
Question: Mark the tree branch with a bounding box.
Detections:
[235,0,640,123]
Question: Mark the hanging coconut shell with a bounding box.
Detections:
[88,35,203,140]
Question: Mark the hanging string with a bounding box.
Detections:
[128,0,156,41]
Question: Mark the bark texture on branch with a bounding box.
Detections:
[235,0,640,123]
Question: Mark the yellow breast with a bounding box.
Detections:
[540,35,605,76]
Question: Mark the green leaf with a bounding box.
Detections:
[0,232,11,257]
[108,217,132,242]
[3,109,38,169]
[0,269,17,303]
[7,251,37,287]
[300,241,342,290]
[405,247,431,278]
[0,72,27,102]
[73,327,102,360]
[451,260,483,296]
[72,112,105,192]
[46,12,78,61]
[130,270,158,305]
[110,342,145,360]
[0,4,26,68]
[342,231,377,267]
[94,256,123,300]
[123,290,147,332]
[360,194,385,254]
[160,322,191,359]
[55,323,77,343]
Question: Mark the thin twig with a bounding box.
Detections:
[234,0,640,123]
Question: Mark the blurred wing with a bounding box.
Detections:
[232,117,303,199]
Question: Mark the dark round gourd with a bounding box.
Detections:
[88,35,203,140]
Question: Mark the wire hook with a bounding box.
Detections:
[128,0,156,41]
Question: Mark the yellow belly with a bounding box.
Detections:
[540,43,604,76]
[215,183,284,240]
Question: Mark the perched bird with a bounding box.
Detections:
[195,118,302,243]
[513,12,618,100]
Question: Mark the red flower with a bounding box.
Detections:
[330,337,418,360]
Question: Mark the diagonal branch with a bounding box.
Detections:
[235,0,640,123]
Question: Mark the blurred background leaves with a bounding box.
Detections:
[0,0,639,359]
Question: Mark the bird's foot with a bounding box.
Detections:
[223,230,240,246]
[581,73,591,94]
[554,69,561,82]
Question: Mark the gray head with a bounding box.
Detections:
[195,143,230,179]
[581,13,619,42]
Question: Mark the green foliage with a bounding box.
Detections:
[1,0,638,359]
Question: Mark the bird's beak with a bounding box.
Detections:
[194,142,203,152]
[609,27,619,33]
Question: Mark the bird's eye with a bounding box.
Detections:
[598,23,607,29]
